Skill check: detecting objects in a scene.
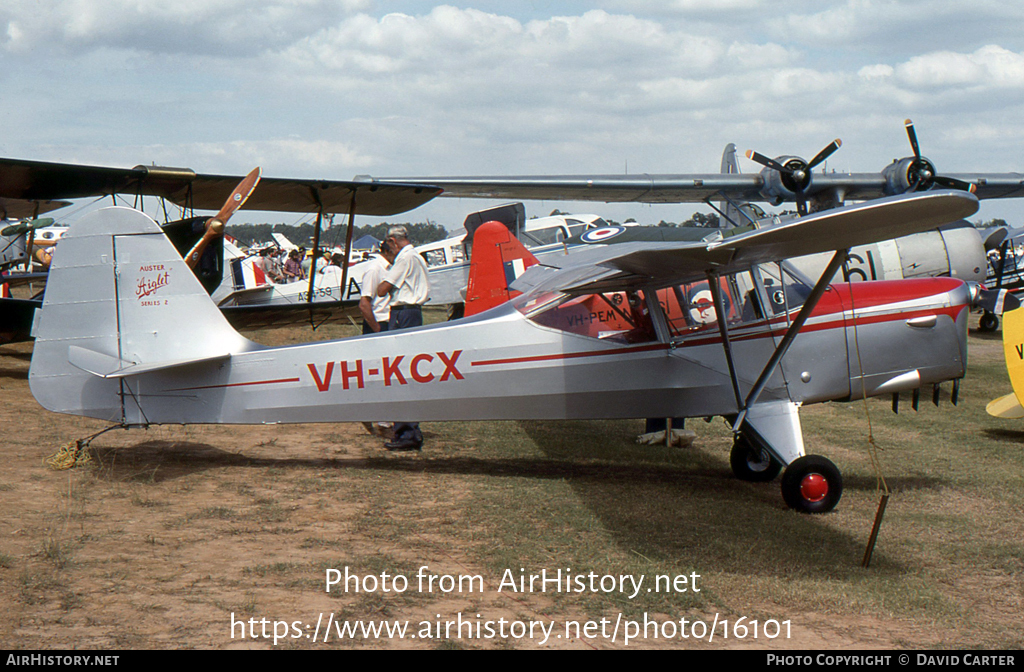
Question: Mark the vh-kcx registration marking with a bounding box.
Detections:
[307,351,465,391]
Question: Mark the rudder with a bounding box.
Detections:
[29,207,252,423]
[464,221,539,316]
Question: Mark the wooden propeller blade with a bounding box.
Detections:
[214,166,261,224]
[185,167,261,269]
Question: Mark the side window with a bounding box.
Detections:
[522,227,562,246]
[520,290,657,344]
[661,271,766,338]
[422,249,447,267]
[758,263,812,315]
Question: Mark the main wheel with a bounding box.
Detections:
[781,455,842,513]
[730,435,782,482]
[979,311,999,333]
[447,303,465,321]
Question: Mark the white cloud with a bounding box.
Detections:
[896,46,1024,89]
[0,0,370,55]
[4,2,1024,227]
[769,1,1024,58]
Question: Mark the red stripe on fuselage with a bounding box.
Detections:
[471,280,967,368]
[169,377,300,391]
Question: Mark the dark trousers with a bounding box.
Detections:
[361,320,389,335]
[390,305,423,442]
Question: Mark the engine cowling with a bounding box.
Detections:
[882,155,938,194]
[758,155,814,204]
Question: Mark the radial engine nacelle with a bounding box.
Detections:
[757,154,815,205]
[747,139,842,215]
[882,155,938,194]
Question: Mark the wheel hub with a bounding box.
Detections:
[800,473,829,502]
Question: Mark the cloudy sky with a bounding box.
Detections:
[3,0,1024,229]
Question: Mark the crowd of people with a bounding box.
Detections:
[247,244,371,284]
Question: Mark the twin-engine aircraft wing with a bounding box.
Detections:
[369,123,1024,208]
[0,157,441,217]
[513,190,980,296]
[366,172,1024,204]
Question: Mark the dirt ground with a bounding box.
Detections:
[0,319,1020,650]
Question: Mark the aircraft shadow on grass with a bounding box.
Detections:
[86,417,948,575]
[514,420,950,574]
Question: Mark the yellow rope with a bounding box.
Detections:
[848,279,890,497]
[43,441,91,471]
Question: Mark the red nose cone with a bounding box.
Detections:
[800,473,829,503]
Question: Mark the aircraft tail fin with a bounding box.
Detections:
[464,220,539,316]
[29,206,252,423]
[989,305,1024,419]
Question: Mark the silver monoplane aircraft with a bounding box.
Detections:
[28,188,978,513]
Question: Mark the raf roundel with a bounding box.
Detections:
[580,226,626,243]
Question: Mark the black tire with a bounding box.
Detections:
[979,312,999,333]
[781,455,842,513]
[730,435,782,482]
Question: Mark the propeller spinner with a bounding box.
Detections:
[746,139,841,215]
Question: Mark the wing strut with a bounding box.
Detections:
[704,194,758,228]
[306,190,325,307]
[732,249,849,432]
[707,270,744,411]
[338,192,358,309]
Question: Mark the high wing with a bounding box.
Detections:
[0,157,441,216]
[365,171,1024,205]
[513,190,980,295]
[367,121,1024,208]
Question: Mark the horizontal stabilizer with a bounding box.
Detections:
[68,345,231,379]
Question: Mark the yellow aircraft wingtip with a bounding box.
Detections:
[986,392,1024,419]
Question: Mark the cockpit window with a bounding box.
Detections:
[758,263,812,315]
[660,271,771,339]
[516,289,658,344]
[522,226,567,246]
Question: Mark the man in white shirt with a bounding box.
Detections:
[359,241,396,334]
[376,225,430,451]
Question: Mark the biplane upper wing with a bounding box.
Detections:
[0,196,71,219]
[0,157,442,217]
[513,190,980,295]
